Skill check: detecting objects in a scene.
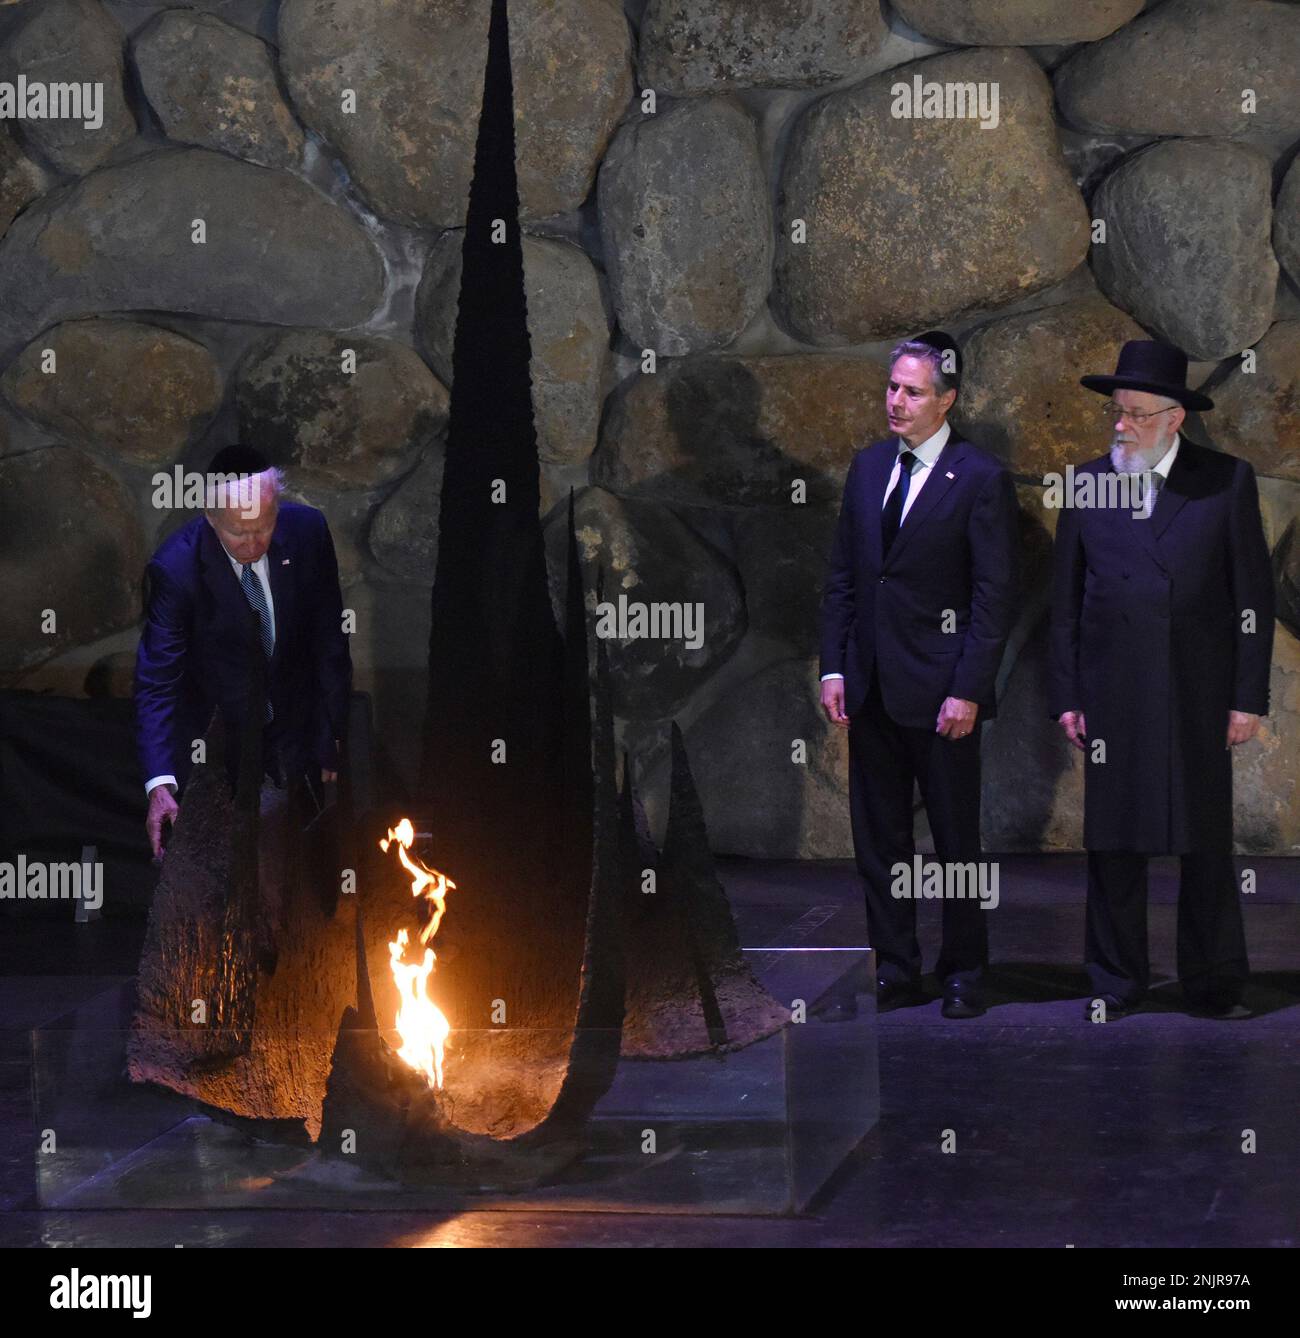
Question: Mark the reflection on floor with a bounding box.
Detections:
[1,854,1296,1247]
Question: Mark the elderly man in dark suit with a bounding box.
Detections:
[1049,341,1274,1021]
[135,444,352,874]
[820,332,1020,1018]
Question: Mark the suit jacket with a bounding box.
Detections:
[819,432,1021,727]
[133,502,353,792]
[1048,438,1274,852]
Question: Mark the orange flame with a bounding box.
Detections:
[379,819,457,1088]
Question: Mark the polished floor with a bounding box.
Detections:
[2,854,1296,1247]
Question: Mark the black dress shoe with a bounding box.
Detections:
[1084,993,1131,1022]
[876,978,923,1011]
[940,981,985,1019]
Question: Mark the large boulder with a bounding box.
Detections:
[234,329,448,490]
[593,353,891,508]
[1275,155,1300,292]
[0,148,385,358]
[0,447,145,675]
[637,0,888,96]
[773,47,1090,344]
[733,504,839,651]
[542,487,747,721]
[0,0,136,174]
[1089,140,1277,362]
[134,10,305,170]
[1056,0,1300,140]
[507,0,633,218]
[677,657,851,857]
[1232,626,1300,853]
[1207,322,1300,483]
[367,451,445,582]
[0,127,46,238]
[279,0,630,227]
[957,298,1146,478]
[416,231,608,468]
[892,0,1142,44]
[2,319,222,465]
[598,97,771,356]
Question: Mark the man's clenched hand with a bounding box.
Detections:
[147,784,179,860]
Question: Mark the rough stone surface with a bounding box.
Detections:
[416,232,608,468]
[542,487,747,721]
[733,504,838,650]
[1275,156,1300,292]
[893,0,1142,44]
[0,148,386,358]
[958,298,1146,478]
[134,10,305,170]
[1232,626,1300,853]
[1274,520,1300,641]
[507,0,633,218]
[1056,0,1300,139]
[234,330,448,489]
[0,447,145,675]
[774,47,1090,344]
[1090,140,1277,362]
[368,451,445,581]
[0,0,136,174]
[680,657,850,857]
[280,0,629,227]
[2,319,222,465]
[0,127,47,238]
[1208,323,1300,483]
[637,0,888,96]
[593,354,891,507]
[598,97,771,356]
[278,0,487,228]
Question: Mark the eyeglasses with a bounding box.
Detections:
[1100,403,1177,425]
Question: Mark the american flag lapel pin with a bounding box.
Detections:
[282,558,290,565]
[945,471,955,479]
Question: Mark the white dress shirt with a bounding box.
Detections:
[821,422,952,683]
[144,546,277,795]
[1139,433,1179,518]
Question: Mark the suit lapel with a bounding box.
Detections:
[1130,441,1192,568]
[861,441,895,569]
[265,524,293,669]
[884,437,964,565]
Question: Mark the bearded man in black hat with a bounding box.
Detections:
[819,332,1020,1019]
[1049,340,1274,1021]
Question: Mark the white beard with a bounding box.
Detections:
[1110,438,1165,474]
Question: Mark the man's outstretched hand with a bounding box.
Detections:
[147,784,179,860]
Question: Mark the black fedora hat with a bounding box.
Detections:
[1080,339,1213,411]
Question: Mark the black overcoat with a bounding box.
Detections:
[1048,438,1274,852]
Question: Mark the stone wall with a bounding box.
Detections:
[0,0,1296,855]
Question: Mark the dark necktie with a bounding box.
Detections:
[881,450,919,555]
[240,563,274,722]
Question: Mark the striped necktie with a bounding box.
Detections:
[240,563,274,722]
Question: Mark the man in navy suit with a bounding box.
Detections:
[135,445,352,863]
[819,333,1020,1018]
